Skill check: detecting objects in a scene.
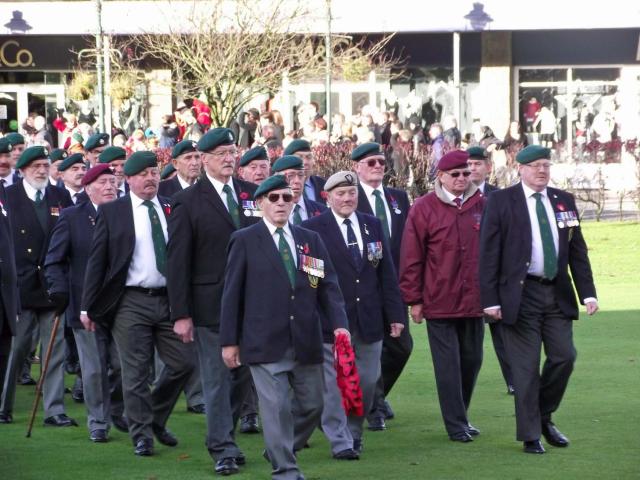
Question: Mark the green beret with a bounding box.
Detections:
[98,146,126,164]
[58,153,85,172]
[283,139,311,156]
[240,146,268,167]
[172,139,198,159]
[124,151,158,176]
[516,145,551,164]
[5,132,25,146]
[0,138,13,154]
[84,133,110,152]
[160,163,176,180]
[49,148,68,162]
[16,146,49,169]
[324,171,359,191]
[351,142,383,161]
[271,155,303,173]
[467,146,488,160]
[254,174,290,198]
[197,127,235,152]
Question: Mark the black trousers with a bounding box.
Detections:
[503,279,576,441]
[426,317,484,436]
[488,322,513,387]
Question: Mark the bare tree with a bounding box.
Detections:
[123,0,403,127]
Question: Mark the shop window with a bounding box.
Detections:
[309,92,339,116]
[351,91,369,115]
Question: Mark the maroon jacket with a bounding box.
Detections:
[399,182,485,319]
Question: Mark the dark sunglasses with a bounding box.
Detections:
[267,193,293,203]
[361,158,385,168]
[446,171,472,178]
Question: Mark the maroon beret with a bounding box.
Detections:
[82,163,114,186]
[437,150,470,171]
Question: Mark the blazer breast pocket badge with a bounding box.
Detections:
[299,254,325,288]
[366,241,383,268]
[555,210,579,228]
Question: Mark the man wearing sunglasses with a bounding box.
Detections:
[479,145,598,454]
[283,139,327,204]
[352,142,412,432]
[167,128,259,475]
[400,150,486,443]
[220,175,349,480]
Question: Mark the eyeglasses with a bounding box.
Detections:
[267,193,293,203]
[210,149,237,159]
[445,171,471,178]
[524,163,552,171]
[360,158,385,168]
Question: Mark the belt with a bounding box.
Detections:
[525,274,556,285]
[126,286,168,296]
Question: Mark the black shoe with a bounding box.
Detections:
[523,439,546,454]
[507,384,515,395]
[18,373,36,385]
[449,431,473,443]
[0,412,13,424]
[111,415,129,433]
[134,438,154,456]
[71,377,84,403]
[466,423,480,436]
[353,438,363,454]
[90,429,108,443]
[187,404,206,414]
[541,421,569,447]
[333,448,359,460]
[43,414,78,427]
[234,453,246,466]
[214,457,239,476]
[367,416,386,431]
[240,413,260,434]
[382,399,395,419]
[65,361,80,375]
[152,423,178,447]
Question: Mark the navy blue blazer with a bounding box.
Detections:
[6,182,72,309]
[356,185,410,273]
[303,210,406,344]
[306,175,327,204]
[82,194,171,327]
[483,183,499,197]
[0,203,18,335]
[303,197,327,219]
[479,183,597,325]
[158,176,183,199]
[219,221,348,365]
[45,201,97,329]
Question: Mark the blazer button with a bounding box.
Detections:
[21,229,25,234]
[290,295,295,300]
[520,280,524,285]
[356,298,360,302]
[27,248,32,253]
[525,262,530,267]
[290,315,294,320]
[356,279,360,283]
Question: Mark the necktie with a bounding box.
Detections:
[35,190,43,205]
[373,190,390,240]
[73,193,79,204]
[532,193,557,279]
[292,204,303,225]
[142,200,167,276]
[453,197,462,209]
[343,218,362,267]
[276,227,296,287]
[222,184,241,228]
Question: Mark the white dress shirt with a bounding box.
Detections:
[264,218,297,267]
[125,192,168,288]
[332,210,364,256]
[22,180,45,202]
[0,172,14,187]
[360,182,392,235]
[177,174,192,190]
[207,173,237,211]
[522,183,559,277]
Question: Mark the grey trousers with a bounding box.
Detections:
[250,349,323,480]
[194,326,251,461]
[74,324,123,432]
[1,308,66,417]
[321,336,382,453]
[154,348,204,408]
[111,290,196,444]
[426,317,484,437]
[503,280,576,441]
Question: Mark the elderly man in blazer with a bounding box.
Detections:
[480,145,598,454]
[0,146,75,426]
[158,139,202,198]
[303,171,406,459]
[82,151,196,457]
[168,128,258,476]
[220,175,349,480]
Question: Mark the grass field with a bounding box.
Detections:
[1,222,638,480]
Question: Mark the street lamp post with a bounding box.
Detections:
[325,0,332,135]
[95,0,105,134]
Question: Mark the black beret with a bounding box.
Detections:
[283,139,311,156]
[124,151,158,176]
[0,138,13,154]
[16,146,49,169]
[82,164,114,186]
[466,146,488,160]
[351,142,383,161]
[160,163,176,180]
[172,139,198,159]
[5,132,25,146]
[254,175,290,198]
[197,127,235,152]
[240,146,268,167]
[84,133,110,152]
[271,155,303,173]
[98,146,126,164]
[58,153,85,172]
[516,145,551,164]
[49,148,68,162]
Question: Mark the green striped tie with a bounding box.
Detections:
[292,204,303,225]
[373,190,390,240]
[532,193,557,279]
[142,200,167,275]
[222,184,241,228]
[276,227,296,287]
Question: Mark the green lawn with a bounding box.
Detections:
[1,222,638,479]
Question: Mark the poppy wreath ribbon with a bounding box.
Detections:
[333,332,364,416]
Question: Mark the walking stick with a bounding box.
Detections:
[26,315,61,438]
